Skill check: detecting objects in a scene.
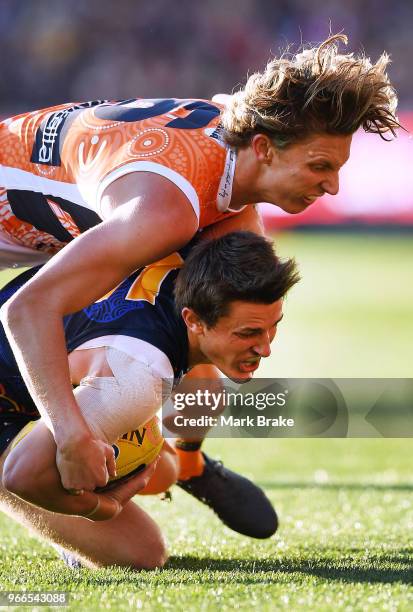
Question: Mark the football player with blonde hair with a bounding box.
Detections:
[0,34,399,494]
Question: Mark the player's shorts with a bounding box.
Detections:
[0,377,39,456]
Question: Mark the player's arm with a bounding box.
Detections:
[2,344,163,517]
[0,172,198,492]
[2,420,158,521]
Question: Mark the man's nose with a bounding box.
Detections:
[253,335,272,358]
[321,172,339,196]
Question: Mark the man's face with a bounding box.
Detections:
[198,300,284,382]
[255,133,352,214]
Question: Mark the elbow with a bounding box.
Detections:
[0,293,24,329]
[0,288,40,333]
[0,299,12,329]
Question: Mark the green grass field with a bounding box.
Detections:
[0,232,412,610]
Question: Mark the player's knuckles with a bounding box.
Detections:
[96,440,112,453]
[94,469,109,488]
[59,470,79,491]
[62,477,83,492]
[62,469,99,492]
[63,476,92,492]
[105,448,116,466]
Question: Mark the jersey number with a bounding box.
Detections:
[94,98,220,130]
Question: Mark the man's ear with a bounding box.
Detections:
[251,133,274,164]
[181,307,206,335]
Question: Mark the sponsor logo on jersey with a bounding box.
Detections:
[31,100,107,167]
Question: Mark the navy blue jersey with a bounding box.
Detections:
[0,246,194,453]
[0,248,191,402]
[64,255,189,379]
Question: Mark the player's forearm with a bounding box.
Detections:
[2,455,118,521]
[0,298,90,444]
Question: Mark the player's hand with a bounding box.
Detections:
[83,460,159,521]
[102,459,159,505]
[56,434,117,493]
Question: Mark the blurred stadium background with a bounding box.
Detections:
[0,3,412,608]
[0,0,412,376]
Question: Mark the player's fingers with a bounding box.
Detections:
[94,465,110,488]
[137,457,159,489]
[105,444,117,479]
[66,488,84,496]
[59,471,91,492]
[113,459,160,502]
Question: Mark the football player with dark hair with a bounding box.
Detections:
[0,34,398,493]
[0,231,299,569]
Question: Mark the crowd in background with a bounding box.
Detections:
[0,0,411,115]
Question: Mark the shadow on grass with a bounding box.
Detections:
[257,481,413,492]
[32,549,412,588]
[165,553,413,585]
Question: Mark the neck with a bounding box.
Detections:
[186,331,210,368]
[229,148,261,208]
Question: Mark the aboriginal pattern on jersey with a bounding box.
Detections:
[0,188,63,253]
[0,188,99,253]
[84,252,184,322]
[84,274,146,322]
[46,200,81,239]
[0,98,239,255]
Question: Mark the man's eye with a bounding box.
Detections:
[236,331,255,338]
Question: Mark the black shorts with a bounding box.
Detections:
[0,378,39,455]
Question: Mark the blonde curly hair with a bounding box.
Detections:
[221,34,399,148]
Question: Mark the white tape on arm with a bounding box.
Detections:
[74,347,166,443]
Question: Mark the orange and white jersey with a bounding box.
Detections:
[0,98,241,268]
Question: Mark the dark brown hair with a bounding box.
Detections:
[174,231,299,327]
